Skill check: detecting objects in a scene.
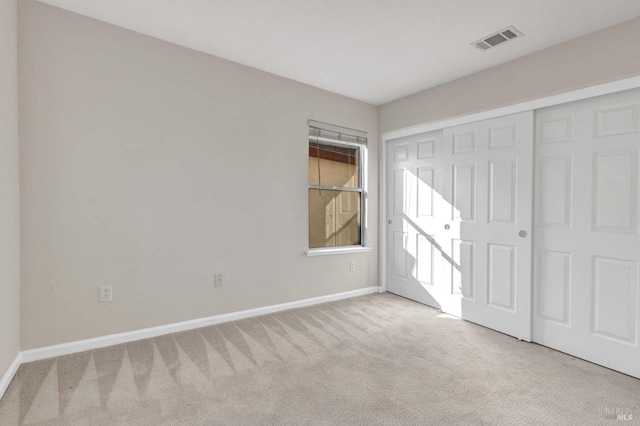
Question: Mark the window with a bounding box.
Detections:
[308,120,367,251]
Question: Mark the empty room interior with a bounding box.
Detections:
[2,0,640,424]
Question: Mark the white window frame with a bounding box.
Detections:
[306,124,370,256]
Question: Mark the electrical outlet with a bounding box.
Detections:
[99,286,113,302]
[214,273,224,287]
[350,261,356,272]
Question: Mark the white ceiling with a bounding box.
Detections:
[38,0,640,105]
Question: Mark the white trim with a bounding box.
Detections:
[0,352,22,401]
[382,76,640,141]
[306,246,372,256]
[379,75,640,299]
[379,134,388,293]
[20,286,379,364]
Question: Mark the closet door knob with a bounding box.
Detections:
[519,230,527,238]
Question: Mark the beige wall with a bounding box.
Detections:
[19,0,378,349]
[379,17,640,133]
[0,0,21,377]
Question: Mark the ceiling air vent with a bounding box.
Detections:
[472,26,523,52]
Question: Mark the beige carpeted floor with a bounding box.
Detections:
[1,293,639,425]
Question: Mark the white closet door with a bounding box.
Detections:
[386,112,534,341]
[442,111,534,340]
[386,130,449,309]
[534,88,640,379]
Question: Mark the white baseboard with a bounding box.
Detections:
[20,286,380,364]
[0,352,22,401]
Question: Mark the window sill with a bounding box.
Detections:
[306,246,372,257]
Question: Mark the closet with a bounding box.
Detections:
[385,88,640,378]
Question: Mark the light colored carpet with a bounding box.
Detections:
[0,293,639,425]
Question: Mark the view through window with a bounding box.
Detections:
[308,122,366,249]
